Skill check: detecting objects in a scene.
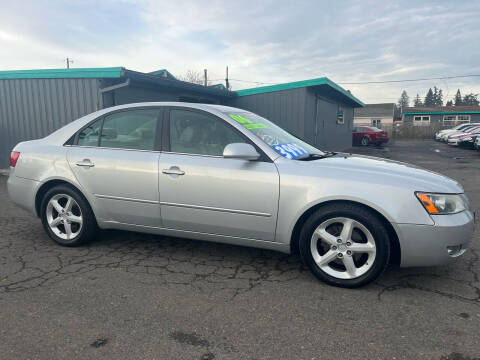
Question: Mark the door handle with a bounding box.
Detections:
[76,159,95,168]
[162,167,185,175]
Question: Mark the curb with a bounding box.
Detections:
[0,169,10,177]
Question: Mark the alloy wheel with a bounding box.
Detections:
[310,217,376,279]
[46,194,83,241]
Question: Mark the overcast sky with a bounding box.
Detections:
[1,0,480,104]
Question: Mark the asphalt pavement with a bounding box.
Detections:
[0,140,479,360]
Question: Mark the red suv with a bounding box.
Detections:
[352,126,389,146]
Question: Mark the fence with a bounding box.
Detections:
[378,124,449,140]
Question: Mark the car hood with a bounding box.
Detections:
[286,153,463,193]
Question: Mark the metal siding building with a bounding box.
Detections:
[229,80,362,151]
[402,106,480,125]
[0,67,363,167]
[0,78,103,168]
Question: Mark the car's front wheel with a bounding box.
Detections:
[40,185,98,246]
[299,203,390,288]
[361,136,370,146]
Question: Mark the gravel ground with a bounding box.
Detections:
[0,140,479,360]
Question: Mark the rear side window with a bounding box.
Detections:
[77,118,102,147]
[100,109,160,151]
[76,109,160,150]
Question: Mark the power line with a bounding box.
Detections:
[212,73,480,87]
[337,74,480,85]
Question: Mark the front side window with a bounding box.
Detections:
[77,118,102,147]
[224,111,325,160]
[169,109,245,156]
[100,109,160,151]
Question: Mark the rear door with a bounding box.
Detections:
[67,107,162,227]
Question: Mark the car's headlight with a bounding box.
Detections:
[416,192,469,214]
[462,137,473,142]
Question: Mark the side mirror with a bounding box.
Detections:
[223,143,260,161]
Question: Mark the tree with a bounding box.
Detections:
[424,88,434,106]
[446,100,453,106]
[437,88,443,106]
[177,70,210,85]
[454,89,463,106]
[413,94,423,106]
[462,93,479,105]
[431,86,443,106]
[397,90,410,109]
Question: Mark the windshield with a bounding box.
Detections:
[368,126,382,132]
[224,111,324,159]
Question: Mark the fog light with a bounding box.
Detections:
[447,245,466,257]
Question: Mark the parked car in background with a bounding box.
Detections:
[447,126,480,146]
[440,124,480,142]
[456,131,480,149]
[7,103,474,288]
[435,123,476,141]
[475,136,480,150]
[352,126,389,146]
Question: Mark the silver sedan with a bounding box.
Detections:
[7,103,475,287]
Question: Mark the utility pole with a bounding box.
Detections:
[225,66,230,90]
[66,58,73,69]
[204,69,207,87]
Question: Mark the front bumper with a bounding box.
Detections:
[447,138,459,145]
[396,210,474,267]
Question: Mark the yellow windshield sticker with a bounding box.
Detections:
[229,114,267,130]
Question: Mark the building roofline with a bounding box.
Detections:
[235,77,364,107]
[403,111,480,115]
[123,69,236,98]
[0,67,124,79]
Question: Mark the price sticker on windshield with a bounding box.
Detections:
[273,143,309,159]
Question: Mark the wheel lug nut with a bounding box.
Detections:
[337,253,343,258]
[337,239,342,244]
[346,242,352,246]
[347,250,352,256]
[331,245,337,250]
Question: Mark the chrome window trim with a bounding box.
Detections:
[64,144,161,154]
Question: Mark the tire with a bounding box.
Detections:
[299,203,390,288]
[40,185,98,246]
[361,136,370,146]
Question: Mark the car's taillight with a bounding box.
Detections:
[9,151,20,167]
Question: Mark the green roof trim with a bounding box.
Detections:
[0,67,124,80]
[235,77,364,106]
[404,111,480,115]
[149,69,177,79]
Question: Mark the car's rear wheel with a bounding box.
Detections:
[361,136,370,146]
[40,185,97,246]
[299,203,390,288]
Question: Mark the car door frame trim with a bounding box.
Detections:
[159,201,272,217]
[94,194,158,204]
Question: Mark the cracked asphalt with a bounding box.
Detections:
[0,140,479,360]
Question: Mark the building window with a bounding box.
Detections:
[413,115,430,126]
[337,106,344,124]
[442,114,471,125]
[371,119,381,127]
[443,115,456,126]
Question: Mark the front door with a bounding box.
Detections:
[158,108,279,241]
[67,108,162,227]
